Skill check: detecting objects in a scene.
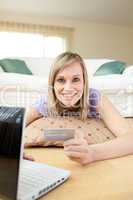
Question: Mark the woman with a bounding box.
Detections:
[26,52,133,165]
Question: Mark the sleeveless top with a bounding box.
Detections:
[32,88,100,119]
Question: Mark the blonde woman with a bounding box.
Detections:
[26,52,133,165]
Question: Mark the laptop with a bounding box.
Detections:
[0,106,70,200]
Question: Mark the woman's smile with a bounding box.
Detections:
[62,93,76,97]
[62,93,77,100]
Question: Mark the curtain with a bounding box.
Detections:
[0,21,74,50]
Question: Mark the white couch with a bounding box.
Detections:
[0,57,133,117]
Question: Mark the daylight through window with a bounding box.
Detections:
[0,32,66,58]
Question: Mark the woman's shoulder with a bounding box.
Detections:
[32,95,48,116]
[37,95,48,104]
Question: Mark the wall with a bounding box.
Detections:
[0,11,133,64]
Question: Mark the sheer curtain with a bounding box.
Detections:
[0,21,74,58]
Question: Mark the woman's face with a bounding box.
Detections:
[54,61,84,108]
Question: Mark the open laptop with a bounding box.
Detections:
[0,106,70,200]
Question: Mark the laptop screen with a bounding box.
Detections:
[0,107,25,200]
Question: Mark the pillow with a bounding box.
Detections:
[0,66,4,73]
[0,58,33,75]
[94,61,126,76]
[84,59,115,77]
[122,65,133,76]
[24,117,115,147]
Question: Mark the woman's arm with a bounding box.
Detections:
[64,133,133,165]
[90,133,133,162]
[26,107,42,126]
[97,94,132,136]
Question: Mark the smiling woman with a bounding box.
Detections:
[47,52,89,120]
[25,51,133,166]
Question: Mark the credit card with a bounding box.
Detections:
[44,128,75,141]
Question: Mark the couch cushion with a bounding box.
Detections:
[84,59,115,77]
[0,72,47,89]
[0,58,33,75]
[94,61,126,76]
[122,65,133,76]
[89,74,133,90]
[0,66,4,72]
[0,72,47,107]
[19,57,53,77]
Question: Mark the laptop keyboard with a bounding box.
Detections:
[18,160,70,200]
[0,107,23,122]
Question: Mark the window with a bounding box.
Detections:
[44,36,66,58]
[0,21,73,58]
[0,32,66,58]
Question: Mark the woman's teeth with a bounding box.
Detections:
[62,94,76,98]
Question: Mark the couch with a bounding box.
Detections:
[0,57,133,117]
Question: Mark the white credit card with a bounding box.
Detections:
[44,128,75,141]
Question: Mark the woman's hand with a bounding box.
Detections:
[23,152,35,161]
[64,132,95,165]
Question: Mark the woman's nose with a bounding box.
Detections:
[64,81,72,90]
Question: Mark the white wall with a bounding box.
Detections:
[0,11,133,64]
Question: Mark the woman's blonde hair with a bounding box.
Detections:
[48,51,89,120]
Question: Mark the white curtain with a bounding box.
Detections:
[0,21,74,51]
